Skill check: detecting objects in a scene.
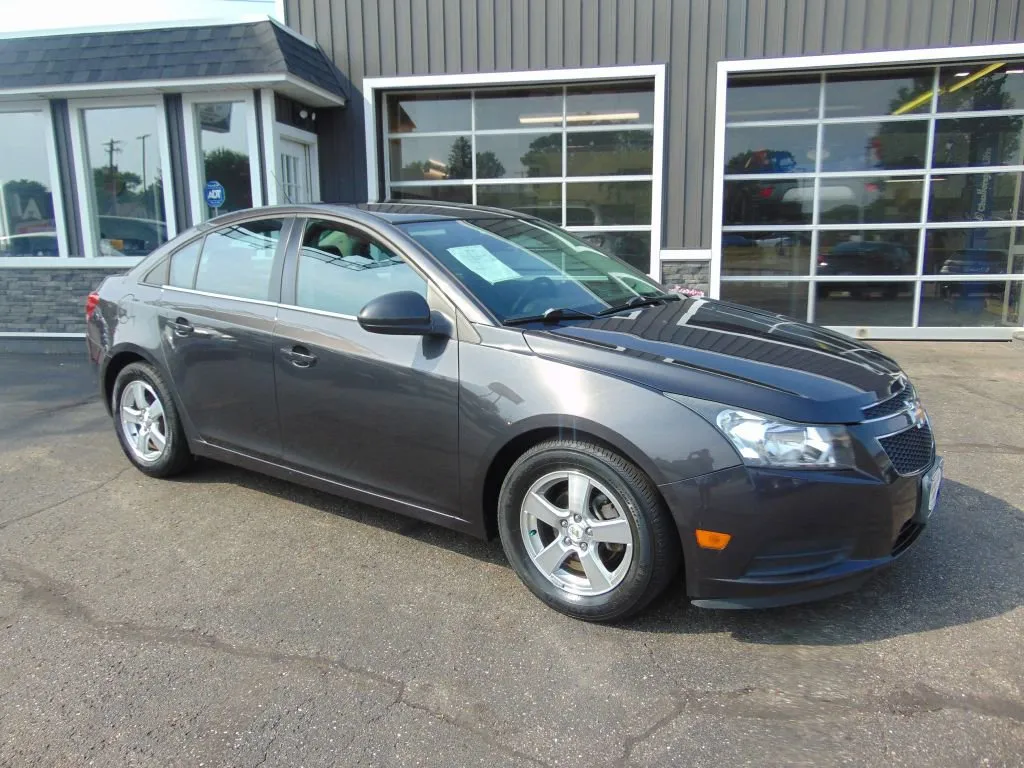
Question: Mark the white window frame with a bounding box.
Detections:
[182,90,263,223]
[712,42,1024,337]
[68,95,177,262]
[363,65,667,280]
[0,100,70,264]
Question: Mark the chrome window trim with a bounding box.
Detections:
[160,284,279,308]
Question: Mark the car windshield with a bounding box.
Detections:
[397,217,668,321]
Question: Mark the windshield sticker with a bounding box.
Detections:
[447,244,521,284]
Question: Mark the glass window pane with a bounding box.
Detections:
[726,76,820,122]
[295,219,427,316]
[814,283,915,326]
[818,176,924,224]
[938,62,1024,113]
[820,121,928,171]
[723,179,815,226]
[387,92,471,133]
[919,280,1022,326]
[565,181,651,226]
[389,185,472,204]
[566,83,654,126]
[566,130,653,176]
[474,133,561,179]
[923,228,1024,276]
[817,230,918,277]
[721,231,812,276]
[196,102,251,218]
[724,125,817,174]
[932,117,1024,168]
[475,87,562,130]
[0,111,59,257]
[928,172,1024,222]
[574,230,652,273]
[168,238,202,288]
[476,183,562,223]
[82,105,168,257]
[389,135,473,181]
[824,70,933,118]
[194,219,283,301]
[719,281,809,319]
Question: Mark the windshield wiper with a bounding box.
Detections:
[597,294,680,316]
[503,307,598,326]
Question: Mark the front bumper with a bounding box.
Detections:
[661,455,941,609]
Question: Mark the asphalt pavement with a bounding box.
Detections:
[1,342,1022,767]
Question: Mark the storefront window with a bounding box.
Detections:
[195,102,252,217]
[82,105,167,257]
[722,62,1024,329]
[385,82,657,273]
[0,110,59,257]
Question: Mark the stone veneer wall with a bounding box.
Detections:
[661,261,711,296]
[0,268,128,333]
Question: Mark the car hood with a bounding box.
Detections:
[522,298,905,424]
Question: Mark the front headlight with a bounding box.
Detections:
[715,409,856,469]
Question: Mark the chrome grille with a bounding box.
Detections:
[879,424,934,475]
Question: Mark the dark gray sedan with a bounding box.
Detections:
[86,202,941,621]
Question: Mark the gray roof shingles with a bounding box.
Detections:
[0,20,346,100]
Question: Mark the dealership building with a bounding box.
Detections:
[2,0,1024,345]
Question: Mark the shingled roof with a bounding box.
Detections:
[0,20,347,104]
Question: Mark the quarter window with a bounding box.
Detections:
[194,218,284,300]
[295,220,427,317]
[167,239,203,288]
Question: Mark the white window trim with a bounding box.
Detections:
[68,94,177,260]
[267,119,321,205]
[711,42,1024,334]
[363,65,667,280]
[0,100,70,261]
[182,90,263,223]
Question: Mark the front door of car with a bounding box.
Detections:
[272,217,462,516]
[157,216,289,460]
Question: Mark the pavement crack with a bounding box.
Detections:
[0,466,133,531]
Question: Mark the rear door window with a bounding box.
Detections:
[166,239,203,288]
[194,218,285,301]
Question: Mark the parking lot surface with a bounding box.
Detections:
[1,342,1023,767]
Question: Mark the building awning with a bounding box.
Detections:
[0,19,347,107]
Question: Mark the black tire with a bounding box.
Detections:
[112,361,193,478]
[497,439,681,622]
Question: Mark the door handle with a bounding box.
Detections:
[169,317,194,337]
[281,345,318,368]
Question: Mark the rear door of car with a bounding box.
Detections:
[271,214,462,517]
[157,215,292,460]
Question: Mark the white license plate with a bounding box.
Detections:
[923,460,943,516]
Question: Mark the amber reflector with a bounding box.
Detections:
[695,529,732,550]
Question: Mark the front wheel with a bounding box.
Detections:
[112,361,193,478]
[497,440,681,622]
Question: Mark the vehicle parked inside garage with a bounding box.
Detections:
[86,202,942,621]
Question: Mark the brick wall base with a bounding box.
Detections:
[661,261,710,296]
[0,268,127,333]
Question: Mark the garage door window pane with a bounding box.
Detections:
[923,228,1024,276]
[390,136,472,181]
[194,218,283,300]
[82,105,168,256]
[725,125,817,174]
[0,111,59,257]
[720,281,809,319]
[726,77,820,122]
[928,173,1024,222]
[818,177,924,224]
[577,230,652,273]
[919,280,1022,326]
[824,70,933,118]
[933,117,1024,168]
[723,179,815,226]
[389,186,472,204]
[938,63,1024,113]
[722,232,812,276]
[565,182,651,226]
[820,121,928,171]
[388,93,471,133]
[475,133,560,179]
[815,283,915,326]
[818,230,918,277]
[567,130,653,176]
[476,88,562,130]
[476,183,562,223]
[566,84,654,126]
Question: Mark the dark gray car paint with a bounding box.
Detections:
[88,203,907,544]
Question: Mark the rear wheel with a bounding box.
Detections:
[497,440,680,622]
[112,362,192,477]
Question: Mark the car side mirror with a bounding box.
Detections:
[357,290,444,336]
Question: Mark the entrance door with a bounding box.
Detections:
[278,138,314,204]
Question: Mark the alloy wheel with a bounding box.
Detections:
[119,380,168,464]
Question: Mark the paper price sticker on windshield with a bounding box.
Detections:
[447,244,520,284]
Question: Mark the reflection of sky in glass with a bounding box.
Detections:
[0,112,50,183]
[197,102,248,155]
[83,106,161,183]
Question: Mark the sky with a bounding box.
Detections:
[0,0,279,34]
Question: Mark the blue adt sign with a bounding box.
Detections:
[205,180,226,209]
